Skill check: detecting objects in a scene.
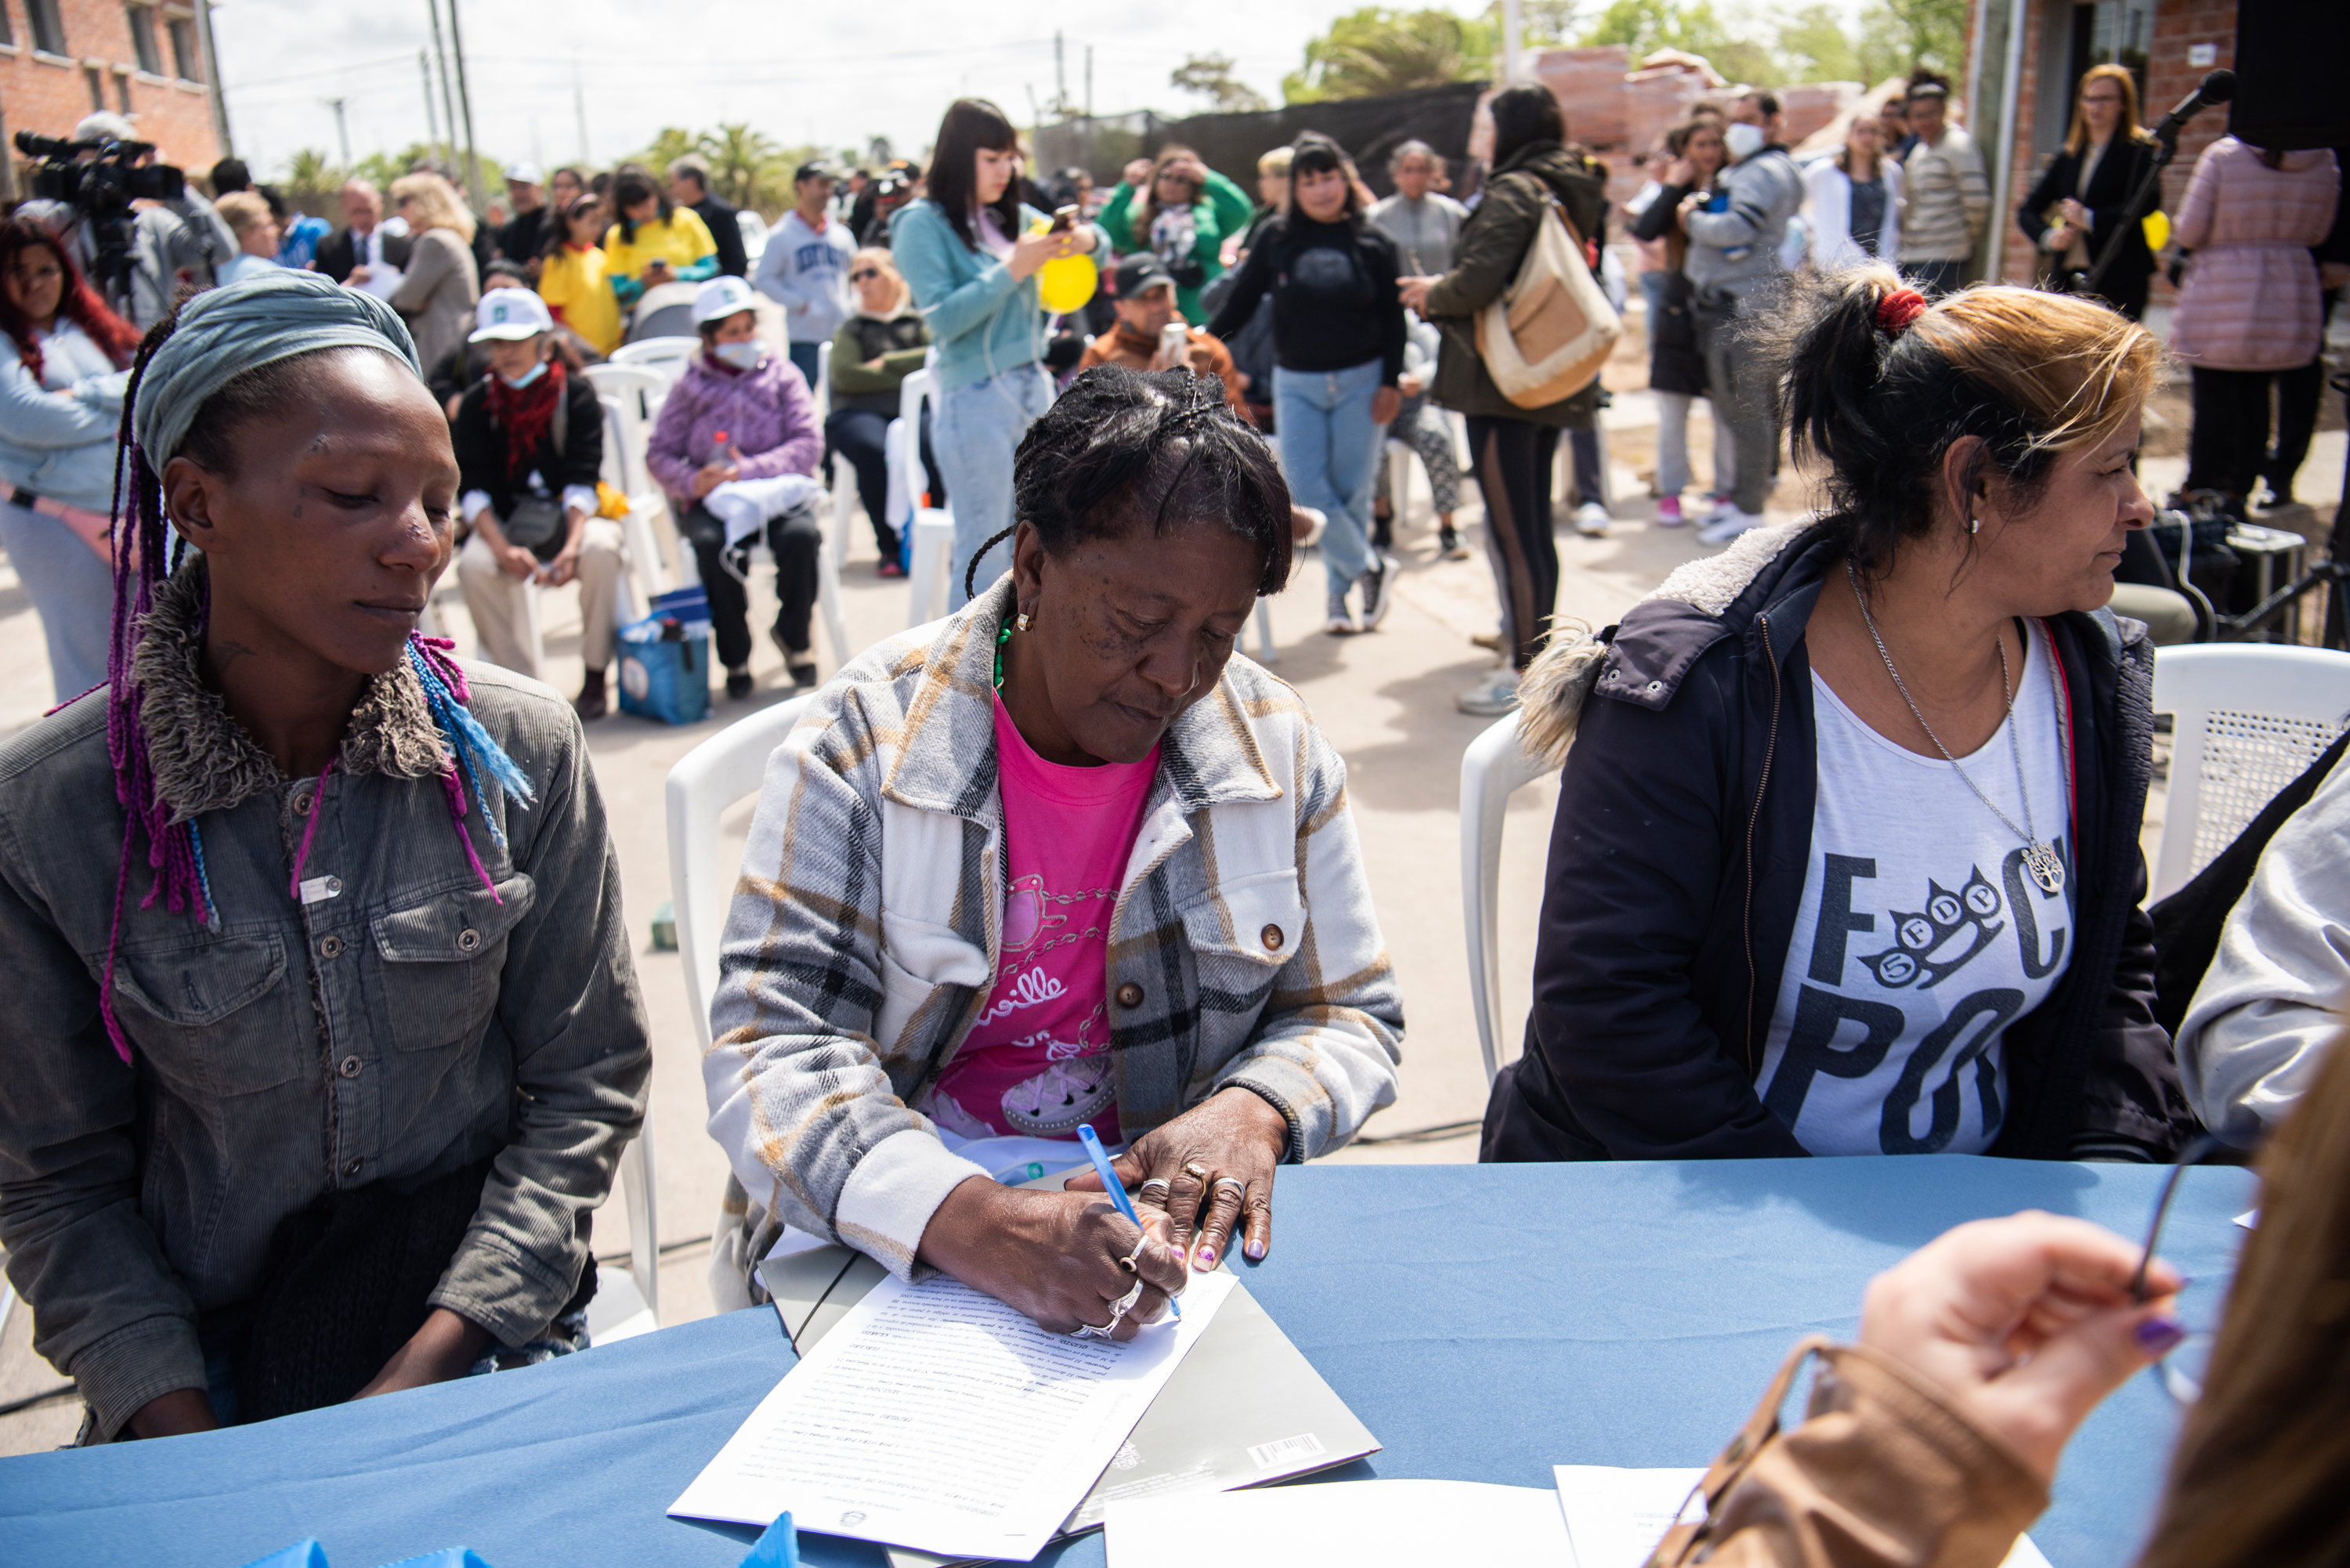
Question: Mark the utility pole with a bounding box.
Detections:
[324,97,351,167]
[419,50,443,165]
[426,1,461,180]
[1501,0,1524,83]
[1085,46,1094,121]
[1054,31,1066,119]
[445,0,484,211]
[573,61,589,164]
[196,0,233,155]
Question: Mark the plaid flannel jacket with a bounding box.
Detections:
[702,580,1404,1278]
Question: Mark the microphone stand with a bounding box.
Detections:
[2081,122,2176,298]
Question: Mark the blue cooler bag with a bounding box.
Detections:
[617,587,712,726]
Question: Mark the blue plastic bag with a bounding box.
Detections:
[616,587,712,727]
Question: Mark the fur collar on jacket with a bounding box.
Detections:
[1519,520,1813,765]
[132,561,450,824]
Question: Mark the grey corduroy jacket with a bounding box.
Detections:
[0,565,650,1439]
[702,580,1405,1280]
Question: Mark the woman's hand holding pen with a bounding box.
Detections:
[916,1179,1188,1340]
[1068,1086,1287,1274]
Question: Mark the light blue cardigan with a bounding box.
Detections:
[889,200,1108,393]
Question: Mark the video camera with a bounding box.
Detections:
[13,130,186,310]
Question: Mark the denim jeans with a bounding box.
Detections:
[1274,359,1386,598]
[934,363,1054,609]
[786,340,823,391]
[0,499,112,704]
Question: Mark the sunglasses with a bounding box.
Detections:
[848,268,882,283]
[2129,1132,2228,1403]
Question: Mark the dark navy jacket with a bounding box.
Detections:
[1482,524,2195,1163]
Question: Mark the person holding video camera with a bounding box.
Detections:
[0,215,143,702]
[15,113,230,331]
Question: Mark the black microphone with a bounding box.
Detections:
[2154,69,2236,136]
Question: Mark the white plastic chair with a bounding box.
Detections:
[665,692,822,1057]
[610,335,702,376]
[905,508,956,627]
[813,338,833,422]
[2149,643,2350,899]
[589,1132,662,1344]
[1459,710,1556,1085]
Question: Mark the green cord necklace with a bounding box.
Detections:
[994,620,1012,692]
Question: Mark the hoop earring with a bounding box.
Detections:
[1015,612,1032,632]
[1969,516,1981,535]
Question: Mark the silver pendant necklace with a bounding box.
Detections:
[1846,562,2067,895]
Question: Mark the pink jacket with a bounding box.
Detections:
[645,349,821,503]
[2171,137,2339,371]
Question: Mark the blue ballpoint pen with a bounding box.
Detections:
[1076,1123,1180,1320]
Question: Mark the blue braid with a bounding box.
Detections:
[188,819,220,930]
[406,645,536,805]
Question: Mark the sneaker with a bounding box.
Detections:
[1696,507,1766,547]
[1656,495,1685,526]
[1699,494,1737,527]
[1358,555,1400,630]
[789,659,819,688]
[725,667,754,701]
[573,667,609,721]
[1325,584,1357,635]
[1456,669,1522,717]
[1438,524,1471,560]
[1574,500,1611,537]
[875,558,906,580]
[1470,630,1504,652]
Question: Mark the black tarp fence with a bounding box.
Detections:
[1032,81,1491,203]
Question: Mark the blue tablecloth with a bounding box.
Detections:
[4,1157,2254,1568]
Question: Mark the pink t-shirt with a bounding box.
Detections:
[924,695,1159,1142]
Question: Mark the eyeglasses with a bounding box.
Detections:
[848,268,882,283]
[2130,1132,2227,1403]
[2081,93,2126,106]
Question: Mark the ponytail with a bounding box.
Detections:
[1765,262,2161,576]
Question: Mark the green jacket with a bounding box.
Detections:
[1100,168,1256,325]
[1423,141,1609,428]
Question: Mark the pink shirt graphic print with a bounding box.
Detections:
[923,695,1159,1142]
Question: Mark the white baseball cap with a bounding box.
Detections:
[503,161,545,186]
[692,275,760,326]
[468,289,555,342]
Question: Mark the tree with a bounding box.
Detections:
[1480,0,1583,48]
[1778,3,1859,83]
[1882,0,1966,76]
[282,147,338,197]
[1284,8,1496,104]
[1172,52,1271,114]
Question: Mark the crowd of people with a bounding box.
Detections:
[1,74,2348,1568]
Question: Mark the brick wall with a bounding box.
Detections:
[2,0,222,200]
[1987,0,2235,295]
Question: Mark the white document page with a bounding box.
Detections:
[1553,1465,2052,1568]
[671,1269,1236,1561]
[1105,1479,1571,1567]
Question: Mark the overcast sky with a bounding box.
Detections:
[207,0,1450,180]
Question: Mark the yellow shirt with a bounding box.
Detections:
[600,208,718,284]
[538,244,623,355]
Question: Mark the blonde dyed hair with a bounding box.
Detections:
[388,172,478,244]
[1773,262,2162,572]
[214,190,273,239]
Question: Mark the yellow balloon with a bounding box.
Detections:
[1037,252,1097,313]
[2142,210,2171,253]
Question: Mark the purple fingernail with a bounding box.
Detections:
[2135,1317,2186,1355]
[1195,1246,1216,1269]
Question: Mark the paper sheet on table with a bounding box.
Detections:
[1104,1479,1571,1567]
[1552,1466,2052,1568]
[670,1269,1236,1562]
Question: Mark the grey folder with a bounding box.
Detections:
[757,1223,1379,1567]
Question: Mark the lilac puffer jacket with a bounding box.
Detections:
[644,349,822,504]
[2170,138,2340,372]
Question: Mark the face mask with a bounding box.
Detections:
[498,359,548,390]
[1724,123,1766,162]
[714,340,765,371]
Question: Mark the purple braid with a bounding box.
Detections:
[93,318,529,1065]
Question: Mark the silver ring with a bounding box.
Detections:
[1137,1179,1172,1204]
[1104,1279,1144,1331]
[1211,1176,1247,1197]
[1119,1233,1150,1274]
[1068,1321,1116,1340]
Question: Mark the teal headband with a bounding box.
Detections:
[131,269,422,463]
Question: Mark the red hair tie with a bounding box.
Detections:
[1875,288,1929,338]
